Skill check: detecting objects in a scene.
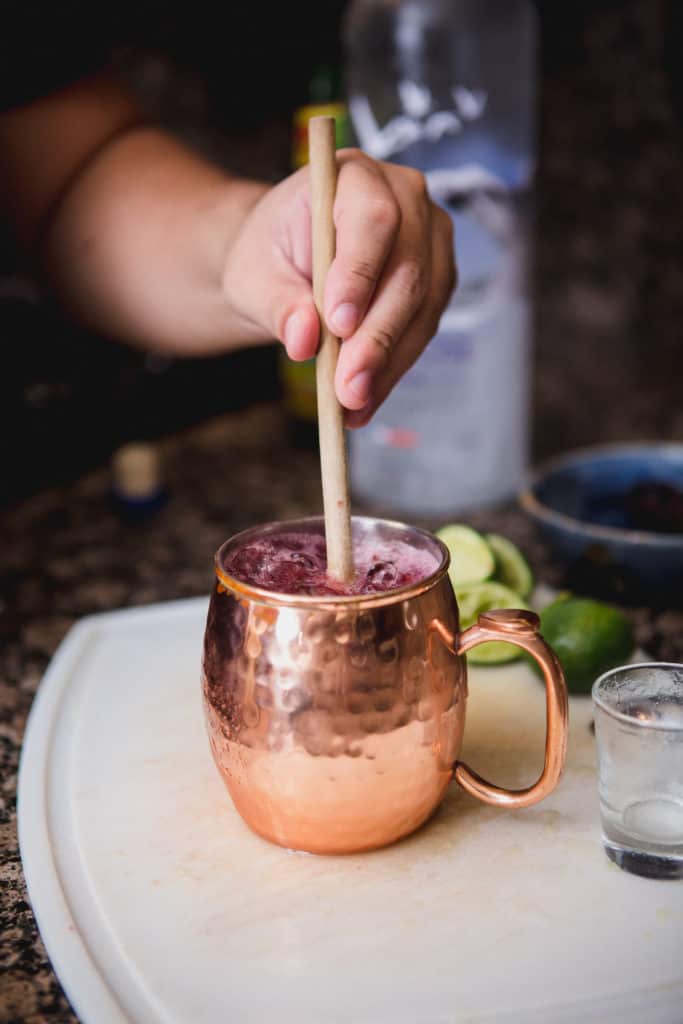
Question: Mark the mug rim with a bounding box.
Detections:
[214,514,451,609]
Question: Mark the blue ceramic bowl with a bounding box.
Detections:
[519,443,683,591]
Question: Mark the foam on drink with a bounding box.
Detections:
[224,528,439,597]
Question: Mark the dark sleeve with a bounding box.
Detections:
[0,4,129,112]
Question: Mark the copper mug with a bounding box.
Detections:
[202,516,568,855]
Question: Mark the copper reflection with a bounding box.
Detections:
[202,517,568,855]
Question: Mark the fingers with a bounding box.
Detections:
[337,192,454,413]
[344,209,456,427]
[332,163,436,410]
[323,152,402,339]
[221,151,456,399]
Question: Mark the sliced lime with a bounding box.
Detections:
[436,524,495,588]
[456,581,531,664]
[485,533,534,599]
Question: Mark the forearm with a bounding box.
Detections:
[0,74,455,414]
[42,126,270,354]
[0,75,142,249]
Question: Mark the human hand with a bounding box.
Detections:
[222,149,456,427]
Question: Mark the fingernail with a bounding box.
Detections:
[346,404,372,429]
[283,311,305,357]
[347,370,372,405]
[330,302,358,336]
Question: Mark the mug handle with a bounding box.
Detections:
[430,609,569,808]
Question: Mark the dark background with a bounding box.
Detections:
[0,0,681,505]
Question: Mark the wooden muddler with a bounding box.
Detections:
[308,115,354,582]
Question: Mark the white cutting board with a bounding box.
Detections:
[18,597,683,1024]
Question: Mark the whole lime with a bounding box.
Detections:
[539,597,634,693]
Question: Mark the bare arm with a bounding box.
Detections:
[0,75,268,354]
[0,76,142,249]
[0,74,455,420]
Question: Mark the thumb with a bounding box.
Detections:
[274,273,320,361]
[224,239,320,361]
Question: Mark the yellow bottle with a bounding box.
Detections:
[281,63,350,447]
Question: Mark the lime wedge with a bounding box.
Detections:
[436,524,495,588]
[456,581,531,664]
[485,533,534,599]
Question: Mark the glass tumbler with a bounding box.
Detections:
[593,662,683,879]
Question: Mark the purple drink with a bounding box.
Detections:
[223,526,440,597]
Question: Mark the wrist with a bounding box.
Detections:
[44,127,274,354]
[216,181,278,346]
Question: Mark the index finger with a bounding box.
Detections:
[323,153,401,340]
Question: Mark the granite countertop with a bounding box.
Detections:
[2,402,682,1022]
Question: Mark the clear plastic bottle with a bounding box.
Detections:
[343,0,537,516]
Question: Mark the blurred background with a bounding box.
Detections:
[2,7,682,1016]
[1,0,681,506]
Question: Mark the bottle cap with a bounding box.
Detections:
[111,443,163,501]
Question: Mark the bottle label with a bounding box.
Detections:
[349,294,530,514]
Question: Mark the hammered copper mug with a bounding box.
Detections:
[202,516,568,855]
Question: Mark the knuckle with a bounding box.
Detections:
[366,195,401,233]
[349,256,381,285]
[370,325,395,360]
[397,258,427,303]
[402,166,429,198]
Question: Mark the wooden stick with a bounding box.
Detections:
[308,116,354,582]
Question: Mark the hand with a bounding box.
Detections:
[222,149,456,426]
